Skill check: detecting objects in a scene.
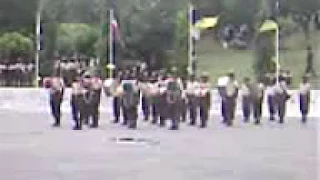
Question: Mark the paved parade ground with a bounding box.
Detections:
[0,112,318,180]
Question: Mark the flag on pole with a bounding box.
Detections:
[259,19,278,32]
[195,16,219,30]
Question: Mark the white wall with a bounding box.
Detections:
[0,88,319,118]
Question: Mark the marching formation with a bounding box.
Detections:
[43,68,312,131]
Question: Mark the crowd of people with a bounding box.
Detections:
[43,66,312,131]
[0,58,35,87]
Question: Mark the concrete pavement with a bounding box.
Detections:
[0,112,318,180]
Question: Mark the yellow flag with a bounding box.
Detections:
[106,64,116,70]
[195,16,219,30]
[259,20,278,32]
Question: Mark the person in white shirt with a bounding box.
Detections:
[224,71,239,127]
[217,76,229,123]
[299,75,311,123]
[274,78,291,124]
[186,74,200,125]
[266,77,276,121]
[47,75,65,127]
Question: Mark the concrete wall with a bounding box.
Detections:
[0,88,319,118]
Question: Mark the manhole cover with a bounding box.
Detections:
[110,137,160,146]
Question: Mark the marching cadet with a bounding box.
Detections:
[274,78,291,124]
[158,74,169,127]
[224,71,239,126]
[180,77,188,123]
[217,76,229,123]
[186,74,200,126]
[44,74,65,127]
[299,75,311,123]
[110,73,123,124]
[121,81,140,129]
[250,79,265,125]
[149,72,161,124]
[140,71,151,121]
[266,76,276,121]
[197,72,211,128]
[164,73,183,130]
[81,73,101,128]
[90,74,103,128]
[70,76,83,130]
[241,77,252,122]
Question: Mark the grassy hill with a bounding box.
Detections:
[196,31,319,88]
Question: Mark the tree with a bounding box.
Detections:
[0,32,34,59]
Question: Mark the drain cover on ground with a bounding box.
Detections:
[110,137,160,146]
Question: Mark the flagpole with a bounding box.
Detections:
[275,26,280,85]
[109,9,114,78]
[188,4,194,75]
[35,0,43,88]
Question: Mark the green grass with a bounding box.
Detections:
[196,31,319,88]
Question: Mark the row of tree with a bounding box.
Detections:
[0,0,319,77]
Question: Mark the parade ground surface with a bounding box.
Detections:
[0,112,318,180]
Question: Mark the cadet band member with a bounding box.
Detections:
[180,77,188,123]
[241,78,265,125]
[71,76,83,130]
[106,73,123,124]
[140,71,151,121]
[186,74,200,126]
[224,72,239,126]
[217,76,229,123]
[164,74,183,130]
[299,75,311,123]
[241,77,252,122]
[158,74,169,127]
[274,78,290,124]
[121,81,140,129]
[197,73,211,128]
[250,79,265,124]
[90,75,103,128]
[80,74,102,128]
[44,75,65,127]
[266,76,276,121]
[149,72,161,124]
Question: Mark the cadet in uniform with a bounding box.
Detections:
[266,76,276,121]
[274,78,290,124]
[250,79,265,124]
[217,76,229,123]
[80,74,96,128]
[197,72,211,128]
[140,71,151,121]
[186,74,199,126]
[180,77,188,123]
[158,74,169,127]
[90,75,103,128]
[224,71,239,126]
[241,77,252,122]
[45,74,65,127]
[71,76,83,130]
[299,75,311,123]
[164,73,183,130]
[121,81,140,129]
[149,72,160,124]
[106,72,123,124]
